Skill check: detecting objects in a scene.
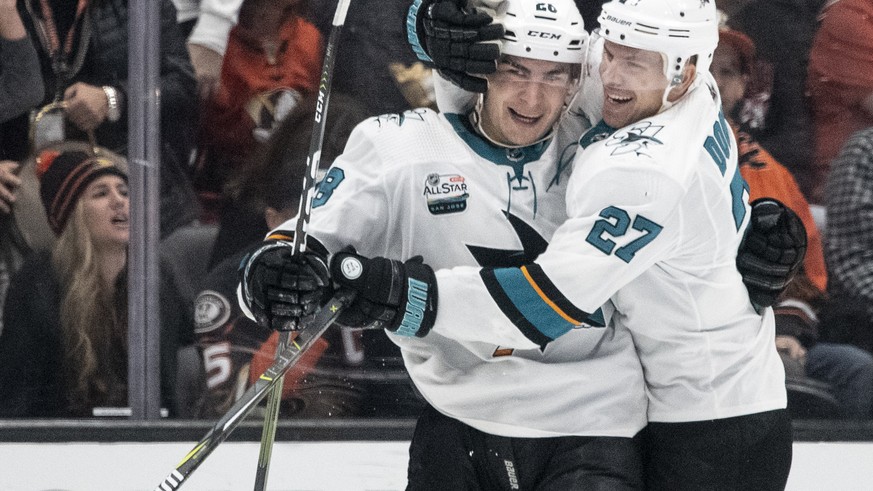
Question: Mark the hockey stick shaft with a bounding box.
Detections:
[152,290,355,491]
[255,1,354,489]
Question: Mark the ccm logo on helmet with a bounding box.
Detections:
[527,30,561,40]
[536,3,557,13]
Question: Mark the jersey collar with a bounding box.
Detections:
[444,113,552,172]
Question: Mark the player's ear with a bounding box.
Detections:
[667,60,697,102]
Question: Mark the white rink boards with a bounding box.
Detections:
[0,441,872,490]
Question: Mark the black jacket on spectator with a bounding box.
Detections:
[0,0,199,236]
[0,252,180,417]
[310,0,420,117]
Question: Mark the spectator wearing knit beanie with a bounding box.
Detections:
[0,148,141,417]
[36,150,127,236]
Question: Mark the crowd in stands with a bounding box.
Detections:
[0,0,871,422]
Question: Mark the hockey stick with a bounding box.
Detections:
[152,289,355,491]
[254,1,353,489]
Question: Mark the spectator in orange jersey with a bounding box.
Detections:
[713,18,873,419]
[196,0,323,220]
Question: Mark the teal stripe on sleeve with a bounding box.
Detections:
[407,0,433,63]
[492,268,576,340]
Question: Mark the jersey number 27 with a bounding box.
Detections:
[585,206,663,263]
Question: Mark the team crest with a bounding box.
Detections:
[193,290,232,334]
[423,173,469,215]
[605,121,665,157]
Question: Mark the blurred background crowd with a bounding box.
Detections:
[0,0,872,423]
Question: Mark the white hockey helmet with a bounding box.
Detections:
[499,0,588,65]
[598,0,719,86]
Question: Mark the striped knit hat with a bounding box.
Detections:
[36,150,128,235]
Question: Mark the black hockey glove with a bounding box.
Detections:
[330,248,438,337]
[415,0,504,93]
[240,240,332,331]
[737,198,807,310]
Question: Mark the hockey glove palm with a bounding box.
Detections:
[737,198,807,310]
[415,0,504,93]
[330,249,438,337]
[240,241,332,331]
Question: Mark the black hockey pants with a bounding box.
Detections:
[643,408,793,491]
[406,404,645,491]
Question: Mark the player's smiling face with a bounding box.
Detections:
[599,41,671,129]
[480,55,575,146]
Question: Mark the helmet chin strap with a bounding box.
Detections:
[470,93,560,149]
[658,53,682,113]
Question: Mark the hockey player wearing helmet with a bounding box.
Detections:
[241,0,649,488]
[590,3,793,488]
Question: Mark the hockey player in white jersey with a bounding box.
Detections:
[240,0,649,488]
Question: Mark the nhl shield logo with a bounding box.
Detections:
[423,173,469,215]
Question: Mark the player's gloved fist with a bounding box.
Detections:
[417,0,504,93]
[737,198,807,310]
[329,248,438,337]
[240,241,332,331]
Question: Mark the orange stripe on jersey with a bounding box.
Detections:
[520,265,583,325]
[267,233,294,241]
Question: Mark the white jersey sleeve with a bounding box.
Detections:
[186,0,243,55]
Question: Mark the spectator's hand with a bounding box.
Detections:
[188,43,223,101]
[416,0,504,93]
[329,248,438,337]
[63,82,109,131]
[775,335,807,363]
[737,198,807,310]
[0,160,21,214]
[239,240,332,331]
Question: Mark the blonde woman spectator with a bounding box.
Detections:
[0,150,181,417]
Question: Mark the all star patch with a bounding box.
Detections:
[423,173,469,215]
[194,290,232,334]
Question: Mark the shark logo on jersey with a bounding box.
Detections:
[374,108,428,127]
[605,121,664,157]
[466,211,548,267]
[424,173,469,215]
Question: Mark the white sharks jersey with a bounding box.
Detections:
[298,108,647,438]
[436,72,787,423]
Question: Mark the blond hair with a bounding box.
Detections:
[52,200,128,414]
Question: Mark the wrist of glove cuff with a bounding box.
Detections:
[330,250,438,337]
